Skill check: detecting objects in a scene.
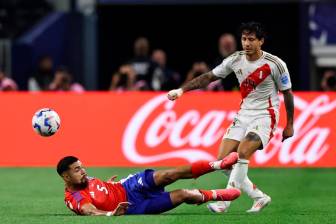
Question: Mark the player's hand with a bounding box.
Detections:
[112,202,131,216]
[107,175,118,184]
[167,88,183,101]
[282,125,294,142]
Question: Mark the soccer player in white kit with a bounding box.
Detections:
[167,22,294,213]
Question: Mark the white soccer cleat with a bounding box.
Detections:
[207,201,230,213]
[246,194,271,213]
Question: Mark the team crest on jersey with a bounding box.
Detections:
[242,78,257,90]
[281,74,289,85]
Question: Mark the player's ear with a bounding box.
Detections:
[62,172,70,181]
[260,38,264,46]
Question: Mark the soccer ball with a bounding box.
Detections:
[32,108,61,137]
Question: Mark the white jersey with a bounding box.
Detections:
[212,51,292,112]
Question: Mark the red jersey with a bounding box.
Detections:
[64,177,127,215]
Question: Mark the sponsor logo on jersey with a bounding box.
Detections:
[281,74,289,85]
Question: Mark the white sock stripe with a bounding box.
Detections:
[209,161,221,170]
[211,190,217,200]
[237,159,249,164]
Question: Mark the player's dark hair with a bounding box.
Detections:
[57,156,79,176]
[239,22,266,40]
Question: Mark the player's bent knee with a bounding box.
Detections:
[245,132,261,141]
[179,190,189,201]
[170,189,188,205]
[238,132,262,159]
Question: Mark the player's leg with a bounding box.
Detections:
[209,112,274,214]
[236,113,276,213]
[149,144,240,214]
[217,138,240,159]
[152,152,238,187]
[218,167,266,213]
[228,132,261,190]
[183,130,242,183]
[218,138,262,187]
[217,138,240,187]
[209,137,265,213]
[169,188,241,207]
[207,138,240,213]
[228,132,271,213]
[138,188,241,214]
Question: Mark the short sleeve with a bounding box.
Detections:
[272,58,292,91]
[65,191,91,215]
[212,52,236,78]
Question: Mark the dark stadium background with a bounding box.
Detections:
[97,3,301,90]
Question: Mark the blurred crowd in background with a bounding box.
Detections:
[0,0,336,92]
[1,33,241,92]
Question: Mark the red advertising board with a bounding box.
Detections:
[0,91,335,167]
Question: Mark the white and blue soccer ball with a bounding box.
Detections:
[32,108,61,137]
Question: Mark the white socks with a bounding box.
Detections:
[241,176,264,199]
[209,160,222,170]
[228,158,249,189]
[224,159,264,204]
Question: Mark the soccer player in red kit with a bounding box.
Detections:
[57,153,240,216]
[168,22,294,213]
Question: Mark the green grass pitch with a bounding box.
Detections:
[0,168,335,224]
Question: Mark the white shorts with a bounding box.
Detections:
[223,109,279,149]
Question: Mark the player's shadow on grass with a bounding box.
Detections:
[29,213,74,217]
[31,212,244,217]
[161,212,242,216]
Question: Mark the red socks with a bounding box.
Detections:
[191,161,213,178]
[198,189,213,202]
[199,189,241,202]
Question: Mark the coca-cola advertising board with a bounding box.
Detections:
[0,92,335,167]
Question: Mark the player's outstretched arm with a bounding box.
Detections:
[106,175,118,184]
[167,71,219,101]
[281,89,294,141]
[81,202,130,216]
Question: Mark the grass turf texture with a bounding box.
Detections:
[0,168,335,224]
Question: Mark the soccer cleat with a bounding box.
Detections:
[207,201,231,213]
[246,194,271,213]
[220,152,239,169]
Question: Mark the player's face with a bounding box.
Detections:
[241,32,264,56]
[65,161,88,185]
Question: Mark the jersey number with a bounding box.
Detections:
[97,185,108,194]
